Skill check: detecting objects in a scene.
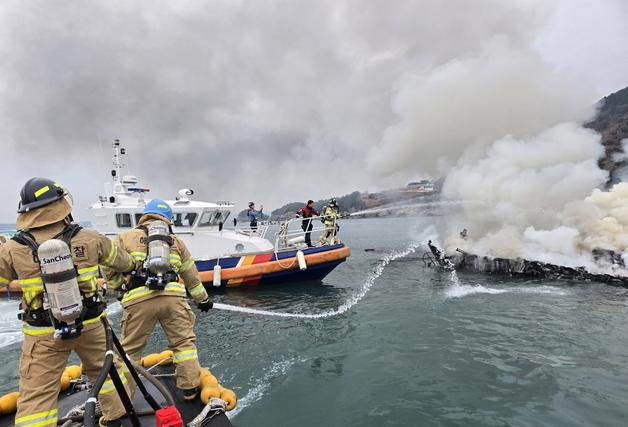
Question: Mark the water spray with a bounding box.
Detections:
[209,242,421,319]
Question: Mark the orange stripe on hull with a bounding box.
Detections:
[199,245,351,284]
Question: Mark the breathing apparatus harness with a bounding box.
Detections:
[12,224,104,340]
[125,220,179,293]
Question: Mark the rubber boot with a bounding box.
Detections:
[183,386,200,401]
[99,416,123,427]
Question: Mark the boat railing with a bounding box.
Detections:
[273,215,340,251]
[234,220,273,239]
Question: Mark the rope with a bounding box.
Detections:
[188,398,226,427]
[274,248,298,270]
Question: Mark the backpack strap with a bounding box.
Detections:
[11,230,41,263]
[52,223,83,249]
[11,223,83,263]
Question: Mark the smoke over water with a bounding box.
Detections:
[441,123,628,274]
[1,0,624,220]
[0,0,626,273]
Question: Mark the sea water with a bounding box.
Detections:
[1,217,628,426]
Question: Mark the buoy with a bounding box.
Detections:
[288,236,305,246]
[60,374,71,391]
[159,350,174,363]
[200,386,221,404]
[199,367,212,379]
[220,388,237,411]
[213,264,222,287]
[64,365,82,380]
[0,392,19,414]
[200,373,219,389]
[141,352,170,367]
[296,250,307,271]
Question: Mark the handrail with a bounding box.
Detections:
[273,215,341,250]
[234,220,273,239]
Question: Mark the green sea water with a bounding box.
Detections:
[1,217,628,426]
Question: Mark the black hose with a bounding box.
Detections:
[84,321,114,427]
[110,330,163,410]
[84,318,142,427]
[107,357,140,426]
[132,362,176,407]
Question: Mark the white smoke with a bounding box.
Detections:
[440,122,628,274]
[0,0,624,221]
[366,39,595,177]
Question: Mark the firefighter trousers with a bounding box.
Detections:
[120,296,201,392]
[15,318,129,427]
[321,223,339,244]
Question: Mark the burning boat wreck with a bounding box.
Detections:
[423,242,628,287]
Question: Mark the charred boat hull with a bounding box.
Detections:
[450,250,628,287]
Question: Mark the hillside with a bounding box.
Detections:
[270,191,367,219]
[269,186,439,220]
[586,85,628,184]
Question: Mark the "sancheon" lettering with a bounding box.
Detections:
[42,253,73,264]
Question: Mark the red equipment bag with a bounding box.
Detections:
[155,406,183,427]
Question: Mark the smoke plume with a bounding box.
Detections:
[0,0,626,236]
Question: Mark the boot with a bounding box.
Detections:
[99,416,123,427]
[183,386,200,401]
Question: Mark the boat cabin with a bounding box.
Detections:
[88,141,274,260]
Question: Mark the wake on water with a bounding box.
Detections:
[445,270,568,298]
[0,301,123,349]
[0,300,21,348]
[228,358,299,419]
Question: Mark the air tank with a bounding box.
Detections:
[146,220,172,276]
[38,239,83,325]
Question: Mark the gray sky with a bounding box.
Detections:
[1,0,627,223]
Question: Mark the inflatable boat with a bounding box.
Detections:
[0,319,234,427]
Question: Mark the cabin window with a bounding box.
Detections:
[173,212,198,227]
[198,210,229,227]
[116,213,132,228]
[135,213,143,225]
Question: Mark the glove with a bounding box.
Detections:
[197,297,213,312]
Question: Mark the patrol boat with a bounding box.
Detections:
[89,141,350,289]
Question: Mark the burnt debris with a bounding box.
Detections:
[423,242,628,287]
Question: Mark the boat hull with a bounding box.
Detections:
[196,243,351,288]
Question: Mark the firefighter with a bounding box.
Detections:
[320,198,341,245]
[0,177,137,427]
[104,199,212,401]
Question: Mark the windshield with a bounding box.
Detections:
[172,212,198,227]
[198,210,230,227]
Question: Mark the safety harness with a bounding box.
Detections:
[12,224,104,329]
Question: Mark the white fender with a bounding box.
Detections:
[296,250,307,271]
[213,264,222,287]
